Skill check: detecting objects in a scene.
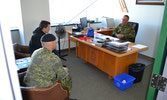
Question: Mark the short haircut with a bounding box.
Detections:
[124,15,129,20]
[41,42,49,48]
[39,20,50,29]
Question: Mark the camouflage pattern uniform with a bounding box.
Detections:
[23,48,72,94]
[113,23,135,41]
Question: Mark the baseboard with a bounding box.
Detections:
[138,53,155,62]
[61,47,76,51]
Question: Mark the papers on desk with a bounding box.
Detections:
[16,57,31,70]
[121,47,132,52]
[132,44,148,49]
[126,48,132,52]
[94,33,119,41]
[107,41,129,47]
[75,32,83,35]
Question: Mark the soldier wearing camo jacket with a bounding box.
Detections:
[113,15,135,41]
[24,34,72,94]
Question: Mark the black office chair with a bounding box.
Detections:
[128,22,139,42]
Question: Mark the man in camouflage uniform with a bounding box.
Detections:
[24,34,72,94]
[113,15,135,41]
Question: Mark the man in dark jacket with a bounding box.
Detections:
[28,20,50,54]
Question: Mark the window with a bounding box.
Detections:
[49,0,98,25]
[0,0,22,29]
[49,0,122,25]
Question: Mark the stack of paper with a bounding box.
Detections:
[132,44,148,49]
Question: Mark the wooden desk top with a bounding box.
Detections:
[67,30,149,58]
[66,30,73,35]
[95,28,114,33]
[66,28,114,35]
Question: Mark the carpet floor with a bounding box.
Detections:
[62,49,153,100]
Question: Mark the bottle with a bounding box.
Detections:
[95,18,98,22]
[94,32,98,39]
[84,35,87,41]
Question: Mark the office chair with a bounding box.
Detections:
[112,22,139,42]
[128,22,139,42]
[13,43,31,59]
[18,71,69,100]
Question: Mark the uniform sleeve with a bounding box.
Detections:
[56,65,69,80]
[113,25,119,36]
[113,24,121,36]
[52,57,69,81]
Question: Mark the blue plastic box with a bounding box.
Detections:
[113,73,136,91]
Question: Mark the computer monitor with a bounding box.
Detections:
[101,18,115,29]
[80,17,87,30]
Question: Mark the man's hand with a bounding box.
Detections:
[116,34,124,39]
[63,67,69,72]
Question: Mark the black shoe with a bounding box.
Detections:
[69,99,77,100]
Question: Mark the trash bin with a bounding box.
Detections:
[128,63,145,83]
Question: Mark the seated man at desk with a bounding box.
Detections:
[113,15,135,41]
[28,20,58,55]
[24,34,72,94]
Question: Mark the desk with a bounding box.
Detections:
[95,28,114,36]
[67,28,114,53]
[67,31,149,79]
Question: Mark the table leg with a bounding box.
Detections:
[83,60,87,63]
[76,41,78,57]
[108,75,112,79]
[68,34,71,52]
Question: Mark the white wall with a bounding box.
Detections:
[20,0,50,45]
[125,0,164,58]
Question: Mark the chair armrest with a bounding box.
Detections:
[15,52,31,59]
[21,80,69,100]
[20,46,29,53]
[18,71,26,86]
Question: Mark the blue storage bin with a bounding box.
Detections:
[113,73,136,91]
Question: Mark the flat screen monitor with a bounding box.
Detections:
[80,17,87,29]
[101,18,115,29]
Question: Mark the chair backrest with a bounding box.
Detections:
[18,72,69,100]
[13,43,28,53]
[128,22,139,42]
[13,43,31,59]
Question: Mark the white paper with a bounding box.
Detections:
[107,41,129,47]
[123,47,132,52]
[127,47,132,51]
[132,44,148,49]
[97,35,119,41]
[94,33,119,41]
[75,32,83,35]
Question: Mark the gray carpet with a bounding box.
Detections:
[62,49,153,100]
